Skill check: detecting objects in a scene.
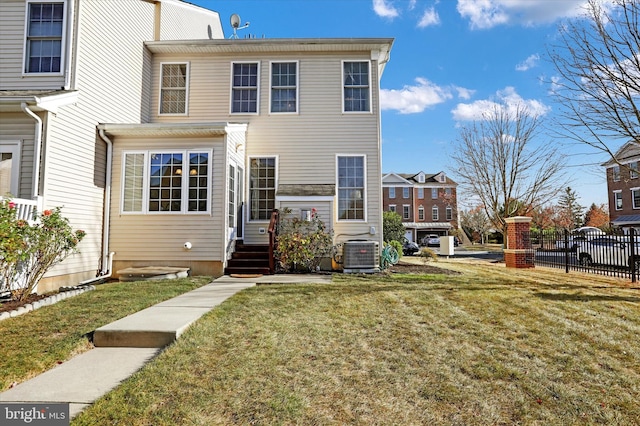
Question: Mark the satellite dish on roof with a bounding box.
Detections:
[229,14,250,39]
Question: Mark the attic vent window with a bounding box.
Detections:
[418,174,425,183]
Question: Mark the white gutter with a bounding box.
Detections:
[97,128,114,276]
[79,251,115,285]
[20,103,42,199]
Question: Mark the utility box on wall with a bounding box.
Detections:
[440,236,455,256]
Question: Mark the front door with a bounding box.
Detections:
[0,141,21,197]
[228,163,245,242]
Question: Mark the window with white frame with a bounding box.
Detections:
[418,206,424,220]
[418,188,424,199]
[631,162,639,179]
[418,173,425,183]
[160,63,188,115]
[337,155,365,220]
[445,188,452,197]
[403,205,410,219]
[343,61,370,112]
[389,187,395,198]
[403,187,410,198]
[122,150,211,214]
[389,204,396,213]
[432,206,439,221]
[431,188,438,199]
[24,1,66,73]
[249,157,276,220]
[232,62,259,113]
[270,62,297,113]
[446,206,453,221]
[613,165,621,182]
[632,188,640,209]
[614,191,623,210]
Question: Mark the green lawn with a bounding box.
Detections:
[68,261,640,425]
[0,276,211,391]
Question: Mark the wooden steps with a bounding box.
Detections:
[225,242,272,275]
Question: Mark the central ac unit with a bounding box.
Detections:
[343,240,379,273]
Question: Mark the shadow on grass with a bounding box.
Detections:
[533,292,640,303]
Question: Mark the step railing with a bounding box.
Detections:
[0,196,41,224]
[267,209,280,274]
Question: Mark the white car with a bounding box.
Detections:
[556,227,605,251]
[577,236,640,269]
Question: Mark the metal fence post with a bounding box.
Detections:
[631,228,637,283]
[564,229,570,274]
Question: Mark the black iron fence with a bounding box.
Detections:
[529,228,639,282]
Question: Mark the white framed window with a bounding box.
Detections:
[432,206,439,221]
[270,61,297,113]
[121,150,211,214]
[389,204,396,213]
[23,1,66,74]
[446,206,453,221]
[231,62,259,114]
[632,188,640,209]
[0,141,22,197]
[614,191,623,210]
[613,165,621,182]
[431,188,438,199]
[631,162,639,179]
[229,165,236,226]
[342,61,371,113]
[249,157,276,221]
[389,187,395,198]
[159,62,189,115]
[337,155,366,221]
[418,173,425,183]
[418,188,424,199]
[403,187,410,198]
[403,204,410,219]
[418,206,424,220]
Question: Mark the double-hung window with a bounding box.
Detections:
[389,187,395,198]
[337,155,365,220]
[403,205,410,220]
[446,206,453,221]
[389,205,396,213]
[343,61,370,112]
[431,188,438,199]
[403,187,410,198]
[631,162,639,179]
[231,62,259,113]
[270,62,297,113]
[159,63,189,115]
[249,157,276,220]
[432,206,439,221]
[24,1,66,74]
[418,206,424,220]
[614,191,623,210]
[612,165,621,182]
[632,188,640,209]
[122,150,211,214]
[418,188,424,199]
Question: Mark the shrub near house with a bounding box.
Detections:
[0,199,85,301]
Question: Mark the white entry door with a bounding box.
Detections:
[0,141,21,197]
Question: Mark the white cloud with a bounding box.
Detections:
[451,86,550,120]
[457,0,588,29]
[373,0,399,19]
[515,54,540,71]
[418,7,441,27]
[455,86,476,100]
[381,78,463,114]
[408,0,417,10]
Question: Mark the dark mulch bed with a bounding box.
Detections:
[388,261,461,275]
[0,293,49,314]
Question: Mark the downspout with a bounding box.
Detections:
[20,103,42,201]
[94,128,115,279]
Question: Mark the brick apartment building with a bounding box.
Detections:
[382,171,458,244]
[603,141,640,229]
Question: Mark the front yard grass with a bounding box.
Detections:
[0,276,211,391]
[73,261,639,425]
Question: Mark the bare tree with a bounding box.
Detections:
[451,105,566,235]
[548,0,640,159]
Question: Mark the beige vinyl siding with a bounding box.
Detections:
[0,112,36,199]
[109,136,226,263]
[0,0,68,90]
[159,0,223,40]
[147,50,383,245]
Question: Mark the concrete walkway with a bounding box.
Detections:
[0,274,331,419]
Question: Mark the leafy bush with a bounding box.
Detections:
[275,208,333,273]
[0,200,85,301]
[383,211,406,243]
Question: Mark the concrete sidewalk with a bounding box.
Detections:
[0,274,331,418]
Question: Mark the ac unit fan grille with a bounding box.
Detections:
[343,241,379,269]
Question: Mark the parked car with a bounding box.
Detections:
[556,227,606,251]
[402,241,420,256]
[576,236,640,269]
[422,235,440,247]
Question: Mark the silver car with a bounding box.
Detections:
[577,236,640,269]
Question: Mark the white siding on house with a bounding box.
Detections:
[159,0,224,40]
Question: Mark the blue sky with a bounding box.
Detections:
[189,0,611,210]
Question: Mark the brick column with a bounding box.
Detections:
[504,216,534,269]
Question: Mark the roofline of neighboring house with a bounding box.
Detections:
[602,140,640,167]
[145,38,394,75]
[97,122,248,138]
